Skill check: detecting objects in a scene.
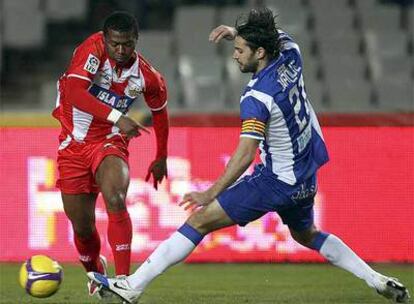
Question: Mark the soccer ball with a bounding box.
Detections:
[19,255,63,298]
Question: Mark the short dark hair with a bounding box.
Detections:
[235,8,280,59]
[103,11,139,39]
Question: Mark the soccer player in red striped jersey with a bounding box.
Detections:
[52,11,169,299]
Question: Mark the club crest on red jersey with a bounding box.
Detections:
[84,54,100,74]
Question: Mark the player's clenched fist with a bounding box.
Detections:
[116,115,150,139]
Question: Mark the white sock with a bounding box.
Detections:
[320,234,384,289]
[128,231,196,291]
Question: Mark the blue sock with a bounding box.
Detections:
[310,232,329,251]
[177,223,204,246]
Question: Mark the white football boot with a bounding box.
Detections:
[376,276,410,303]
[87,255,115,300]
[87,272,142,304]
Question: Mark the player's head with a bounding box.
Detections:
[233,8,280,73]
[103,11,139,65]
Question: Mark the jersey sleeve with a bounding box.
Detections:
[140,57,168,111]
[66,36,103,82]
[239,93,270,141]
[65,77,122,123]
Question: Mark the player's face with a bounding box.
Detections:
[232,36,259,73]
[104,29,137,65]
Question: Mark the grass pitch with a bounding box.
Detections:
[0,262,412,304]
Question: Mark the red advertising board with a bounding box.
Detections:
[0,127,413,263]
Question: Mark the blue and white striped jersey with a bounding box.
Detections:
[239,30,329,185]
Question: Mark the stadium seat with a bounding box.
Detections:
[409,8,414,54]
[174,6,225,110]
[0,16,2,74]
[354,0,382,11]
[137,31,172,67]
[365,30,410,84]
[174,6,218,58]
[317,33,362,57]
[364,30,408,58]
[266,1,308,36]
[312,8,355,37]
[321,54,373,111]
[327,78,374,112]
[45,0,87,21]
[137,31,179,109]
[3,0,46,48]
[375,78,413,112]
[307,0,350,10]
[304,77,328,113]
[178,55,225,111]
[359,5,402,32]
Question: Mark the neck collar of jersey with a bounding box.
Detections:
[252,57,279,80]
[108,51,137,70]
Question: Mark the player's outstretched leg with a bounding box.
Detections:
[87,223,203,303]
[295,229,410,303]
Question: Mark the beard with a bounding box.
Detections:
[238,59,259,74]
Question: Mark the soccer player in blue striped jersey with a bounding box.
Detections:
[88,8,410,304]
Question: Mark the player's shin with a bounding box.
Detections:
[313,233,382,289]
[128,223,204,291]
[107,210,132,275]
[74,229,104,273]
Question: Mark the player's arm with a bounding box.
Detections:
[209,25,237,43]
[209,137,259,197]
[66,77,147,138]
[180,137,259,210]
[66,77,121,123]
[144,107,169,190]
[142,62,169,189]
[181,93,269,209]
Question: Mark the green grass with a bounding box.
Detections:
[0,263,412,304]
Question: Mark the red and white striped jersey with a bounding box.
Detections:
[53,32,167,145]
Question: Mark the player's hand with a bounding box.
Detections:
[209,25,237,43]
[179,190,215,211]
[116,115,150,140]
[145,157,167,190]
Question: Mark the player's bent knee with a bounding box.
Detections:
[291,226,320,248]
[185,217,210,235]
[103,190,127,212]
[185,213,215,236]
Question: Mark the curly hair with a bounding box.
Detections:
[103,11,139,39]
[235,8,280,59]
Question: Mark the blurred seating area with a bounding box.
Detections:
[0,0,413,114]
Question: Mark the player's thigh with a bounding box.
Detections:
[216,172,273,228]
[57,142,99,194]
[95,154,130,211]
[95,155,130,190]
[94,137,130,193]
[61,193,98,236]
[277,198,314,234]
[276,174,318,234]
[186,200,235,235]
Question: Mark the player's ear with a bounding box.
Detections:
[256,47,266,60]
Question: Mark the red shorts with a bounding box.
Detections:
[56,135,129,194]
